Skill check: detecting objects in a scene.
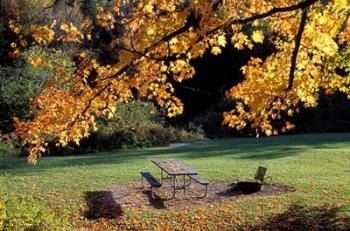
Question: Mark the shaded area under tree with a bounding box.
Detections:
[244,204,350,231]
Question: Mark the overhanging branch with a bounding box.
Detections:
[81,0,318,126]
[231,0,317,25]
[287,9,308,90]
[114,0,319,62]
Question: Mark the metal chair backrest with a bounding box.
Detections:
[254,166,267,183]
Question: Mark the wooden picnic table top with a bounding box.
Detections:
[151,159,197,176]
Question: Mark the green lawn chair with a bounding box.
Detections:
[254,166,272,183]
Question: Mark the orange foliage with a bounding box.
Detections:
[7,0,350,163]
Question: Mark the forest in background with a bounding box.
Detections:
[1,0,350,159]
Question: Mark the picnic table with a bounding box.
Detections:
[150,159,209,199]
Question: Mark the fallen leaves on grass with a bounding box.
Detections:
[71,182,350,230]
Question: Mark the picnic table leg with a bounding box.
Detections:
[167,175,176,200]
[202,184,208,198]
[151,187,156,199]
[196,184,208,198]
[183,175,187,197]
[185,175,192,187]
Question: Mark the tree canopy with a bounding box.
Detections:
[2,0,350,163]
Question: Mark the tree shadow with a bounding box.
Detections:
[2,133,350,174]
[245,204,350,230]
[84,191,123,219]
[216,185,237,197]
[216,182,276,197]
[236,148,300,160]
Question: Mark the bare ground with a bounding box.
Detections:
[83,181,293,218]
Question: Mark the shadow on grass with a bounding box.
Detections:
[244,204,350,230]
[2,133,350,174]
[216,188,237,197]
[141,190,166,210]
[84,191,123,219]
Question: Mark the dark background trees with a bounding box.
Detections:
[170,44,350,137]
[1,0,350,158]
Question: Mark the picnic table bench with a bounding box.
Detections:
[140,172,162,198]
[141,159,209,199]
[189,174,209,197]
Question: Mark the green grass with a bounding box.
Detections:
[1,133,350,230]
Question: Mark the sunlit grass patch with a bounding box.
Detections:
[1,133,350,230]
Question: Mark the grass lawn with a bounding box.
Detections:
[1,133,350,230]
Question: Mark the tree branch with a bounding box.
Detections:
[173,82,214,96]
[231,0,317,25]
[145,10,201,54]
[114,0,319,62]
[80,0,318,127]
[287,9,308,90]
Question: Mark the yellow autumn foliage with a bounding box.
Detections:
[7,0,350,163]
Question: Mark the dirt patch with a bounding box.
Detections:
[100,181,294,211]
[84,191,123,219]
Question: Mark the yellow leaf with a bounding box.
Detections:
[147,28,155,35]
[252,30,264,43]
[145,3,154,13]
[265,129,272,136]
[217,35,227,47]
[211,46,221,55]
[286,122,295,130]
